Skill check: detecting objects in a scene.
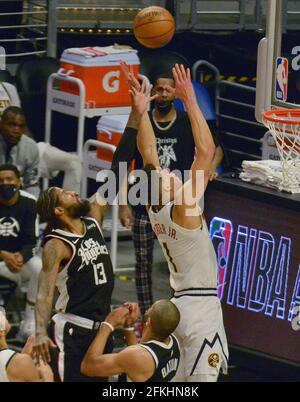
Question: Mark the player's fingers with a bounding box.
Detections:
[150,94,158,101]
[120,60,129,79]
[175,64,183,81]
[164,85,175,94]
[172,66,179,83]
[42,343,51,363]
[123,302,131,312]
[32,345,37,359]
[34,345,43,365]
[180,64,187,80]
[141,77,146,93]
[131,74,141,90]
[129,88,137,97]
[187,67,191,81]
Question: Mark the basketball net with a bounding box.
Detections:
[262,109,300,194]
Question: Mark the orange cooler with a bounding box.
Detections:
[60,47,139,108]
[96,114,129,162]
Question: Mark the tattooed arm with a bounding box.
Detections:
[33,238,70,363]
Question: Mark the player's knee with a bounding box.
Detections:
[68,158,82,173]
[26,256,42,277]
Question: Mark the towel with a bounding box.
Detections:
[65,45,136,58]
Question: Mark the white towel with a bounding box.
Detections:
[65,45,136,58]
[239,160,283,190]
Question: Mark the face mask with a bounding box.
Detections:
[0,184,18,201]
[155,101,173,116]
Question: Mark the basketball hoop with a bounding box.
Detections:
[262,109,300,194]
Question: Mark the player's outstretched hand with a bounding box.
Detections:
[165,64,195,103]
[120,59,138,88]
[33,334,57,364]
[120,60,144,91]
[129,76,157,117]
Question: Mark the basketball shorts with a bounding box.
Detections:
[48,313,113,382]
[171,295,229,379]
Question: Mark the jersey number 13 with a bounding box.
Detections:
[93,263,107,285]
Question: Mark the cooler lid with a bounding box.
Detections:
[97,114,129,132]
[60,46,139,67]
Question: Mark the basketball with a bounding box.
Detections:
[133,6,175,49]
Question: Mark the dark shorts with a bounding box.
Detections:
[48,319,113,382]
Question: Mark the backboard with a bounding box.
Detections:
[255,0,300,123]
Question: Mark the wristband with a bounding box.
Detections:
[123,327,135,332]
[101,321,114,332]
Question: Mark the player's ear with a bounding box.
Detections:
[54,206,64,217]
[146,317,152,328]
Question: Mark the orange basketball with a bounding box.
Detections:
[133,6,175,49]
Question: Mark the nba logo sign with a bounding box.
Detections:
[209,218,233,301]
[275,57,288,102]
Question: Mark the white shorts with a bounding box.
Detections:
[171,295,228,379]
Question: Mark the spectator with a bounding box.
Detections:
[0,106,40,197]
[0,163,41,340]
[0,81,82,195]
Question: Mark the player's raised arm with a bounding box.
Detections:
[128,77,160,168]
[90,71,157,224]
[167,65,215,211]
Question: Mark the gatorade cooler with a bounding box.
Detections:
[96,114,129,162]
[59,46,139,108]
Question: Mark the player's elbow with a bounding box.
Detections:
[80,356,104,377]
[80,357,93,376]
[208,141,216,158]
[197,142,215,162]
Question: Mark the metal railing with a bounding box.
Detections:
[216,80,267,169]
[178,0,299,32]
[1,0,298,63]
[0,0,57,61]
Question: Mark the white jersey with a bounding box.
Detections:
[148,202,229,379]
[148,202,218,292]
[0,349,17,382]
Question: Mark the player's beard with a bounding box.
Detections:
[155,100,173,116]
[68,199,91,218]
